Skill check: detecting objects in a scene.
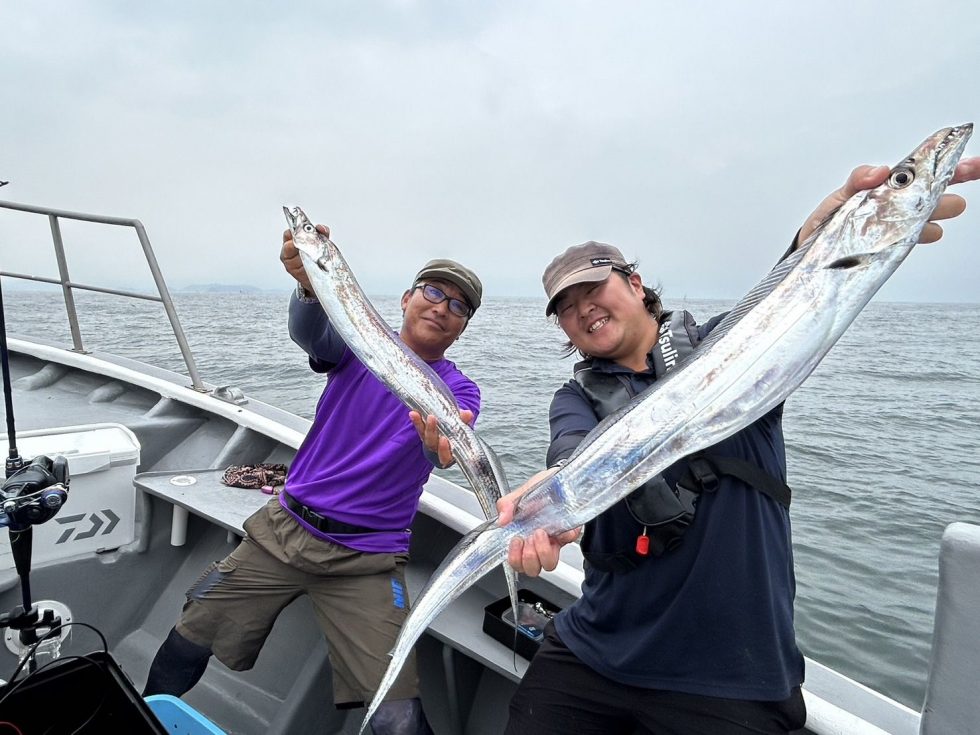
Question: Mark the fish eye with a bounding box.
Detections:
[887,168,915,189]
[303,224,315,233]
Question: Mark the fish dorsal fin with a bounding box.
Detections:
[697,200,858,351]
[695,241,809,354]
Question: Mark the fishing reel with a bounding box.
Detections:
[1,455,70,530]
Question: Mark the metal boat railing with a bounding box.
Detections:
[0,200,206,391]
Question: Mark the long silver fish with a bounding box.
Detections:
[360,123,973,728]
[282,207,519,611]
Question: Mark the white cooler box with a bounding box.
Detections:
[1,423,141,568]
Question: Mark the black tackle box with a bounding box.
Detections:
[482,588,562,660]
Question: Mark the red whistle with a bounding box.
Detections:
[635,531,650,556]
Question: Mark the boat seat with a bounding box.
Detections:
[134,468,271,545]
[133,469,536,696]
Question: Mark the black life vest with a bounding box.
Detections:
[572,310,791,573]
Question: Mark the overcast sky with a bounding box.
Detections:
[2,1,979,304]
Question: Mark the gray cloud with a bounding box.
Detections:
[3,1,978,303]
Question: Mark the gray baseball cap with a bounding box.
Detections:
[542,241,629,315]
[413,258,483,313]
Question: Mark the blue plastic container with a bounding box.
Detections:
[145,694,226,734]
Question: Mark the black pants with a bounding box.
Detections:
[506,626,807,735]
[143,627,211,697]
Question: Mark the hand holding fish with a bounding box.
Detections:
[798,156,980,247]
[409,409,474,468]
[496,467,581,576]
[281,224,331,291]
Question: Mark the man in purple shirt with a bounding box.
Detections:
[144,223,482,735]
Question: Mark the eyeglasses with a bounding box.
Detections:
[413,283,472,318]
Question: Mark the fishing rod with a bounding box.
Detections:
[0,235,71,675]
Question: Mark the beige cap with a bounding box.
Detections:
[542,241,629,315]
[413,258,483,313]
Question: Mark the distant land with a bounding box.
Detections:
[175,283,266,293]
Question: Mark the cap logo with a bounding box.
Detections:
[590,257,613,266]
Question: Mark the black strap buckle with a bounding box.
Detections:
[686,455,718,492]
[300,505,324,527]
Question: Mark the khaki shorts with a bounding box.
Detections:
[177,499,418,707]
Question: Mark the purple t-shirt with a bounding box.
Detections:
[283,325,480,553]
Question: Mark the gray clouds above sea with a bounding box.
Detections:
[2,1,979,304]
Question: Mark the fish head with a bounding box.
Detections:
[283,204,330,262]
[282,204,311,233]
[831,124,973,261]
[872,123,971,222]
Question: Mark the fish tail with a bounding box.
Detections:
[476,431,510,496]
[452,435,519,619]
[470,432,519,636]
[360,519,512,731]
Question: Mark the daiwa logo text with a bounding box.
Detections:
[54,509,121,543]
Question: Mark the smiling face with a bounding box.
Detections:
[399,277,470,361]
[554,270,659,371]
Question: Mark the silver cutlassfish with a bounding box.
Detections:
[360,123,973,729]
